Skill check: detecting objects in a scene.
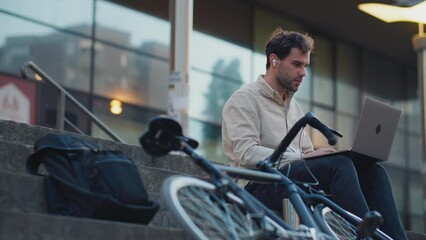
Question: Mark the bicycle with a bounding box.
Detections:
[139,112,392,240]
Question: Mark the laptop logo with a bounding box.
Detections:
[375,124,381,134]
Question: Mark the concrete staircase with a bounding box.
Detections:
[2,119,425,240]
[0,119,210,240]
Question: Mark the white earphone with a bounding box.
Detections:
[272,59,277,66]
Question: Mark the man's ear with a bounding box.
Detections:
[269,54,279,67]
[268,54,278,62]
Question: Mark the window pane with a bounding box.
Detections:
[189,70,243,123]
[388,169,406,216]
[96,0,170,50]
[0,14,90,91]
[336,42,359,114]
[92,97,164,145]
[94,42,169,109]
[0,0,92,36]
[253,52,265,82]
[311,107,334,148]
[406,98,421,133]
[253,7,305,53]
[297,67,312,101]
[409,175,424,232]
[191,32,251,84]
[312,36,333,107]
[336,114,357,150]
[362,51,404,100]
[296,98,310,113]
[408,135,422,170]
[387,130,406,167]
[188,118,227,164]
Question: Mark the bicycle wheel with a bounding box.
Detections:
[162,175,309,240]
[313,204,358,240]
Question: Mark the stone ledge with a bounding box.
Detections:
[407,231,426,240]
[0,170,187,228]
[0,209,189,240]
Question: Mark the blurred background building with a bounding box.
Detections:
[0,0,424,232]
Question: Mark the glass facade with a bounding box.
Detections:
[0,0,423,232]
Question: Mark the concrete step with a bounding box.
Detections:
[0,119,209,178]
[0,170,187,228]
[0,209,189,240]
[407,231,426,240]
[0,145,197,195]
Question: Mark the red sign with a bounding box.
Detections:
[0,75,36,124]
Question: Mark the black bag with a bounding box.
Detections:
[26,132,159,224]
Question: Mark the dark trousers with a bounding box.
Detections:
[246,155,407,240]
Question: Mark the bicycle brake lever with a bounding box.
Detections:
[329,128,343,138]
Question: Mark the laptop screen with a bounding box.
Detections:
[351,97,401,161]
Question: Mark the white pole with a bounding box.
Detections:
[169,0,193,134]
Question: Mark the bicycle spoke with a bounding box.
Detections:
[323,209,357,240]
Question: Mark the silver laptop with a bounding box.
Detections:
[307,97,401,162]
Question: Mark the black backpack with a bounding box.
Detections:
[26,132,159,224]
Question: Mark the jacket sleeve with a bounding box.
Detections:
[222,92,304,169]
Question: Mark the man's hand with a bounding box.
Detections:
[303,147,337,158]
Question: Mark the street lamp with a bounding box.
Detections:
[359,0,426,231]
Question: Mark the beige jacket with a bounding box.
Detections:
[222,75,313,185]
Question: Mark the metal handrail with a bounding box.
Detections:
[20,61,125,143]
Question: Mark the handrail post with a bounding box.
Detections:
[20,61,126,143]
[56,91,66,130]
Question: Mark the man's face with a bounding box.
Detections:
[275,48,310,93]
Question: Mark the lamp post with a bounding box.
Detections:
[359,1,426,230]
[413,31,426,229]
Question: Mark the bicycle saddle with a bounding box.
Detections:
[139,115,199,157]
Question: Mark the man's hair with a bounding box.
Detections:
[265,28,314,69]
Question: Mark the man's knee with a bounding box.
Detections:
[327,155,355,169]
[371,163,390,180]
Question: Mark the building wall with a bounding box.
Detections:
[0,0,423,232]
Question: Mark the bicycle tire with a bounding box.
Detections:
[313,204,358,240]
[162,175,319,240]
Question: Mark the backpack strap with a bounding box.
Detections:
[44,175,76,215]
[26,151,43,175]
[68,151,91,190]
[26,132,100,176]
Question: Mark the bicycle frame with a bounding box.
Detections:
[172,112,336,235]
[140,112,391,240]
[179,142,297,233]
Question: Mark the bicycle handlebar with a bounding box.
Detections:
[267,112,340,164]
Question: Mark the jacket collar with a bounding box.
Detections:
[256,75,294,106]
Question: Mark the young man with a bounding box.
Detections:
[221,28,407,239]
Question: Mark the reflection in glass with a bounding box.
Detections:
[202,58,243,126]
[297,67,312,101]
[311,107,334,148]
[93,42,169,109]
[336,114,357,150]
[387,168,404,210]
[253,52,266,82]
[0,0,92,36]
[0,14,90,91]
[191,31,251,84]
[409,179,424,232]
[189,118,227,164]
[406,99,421,133]
[312,36,333,107]
[336,42,359,114]
[96,0,170,50]
[408,135,422,170]
[362,51,403,100]
[189,70,243,123]
[387,130,405,167]
[296,98,310,114]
